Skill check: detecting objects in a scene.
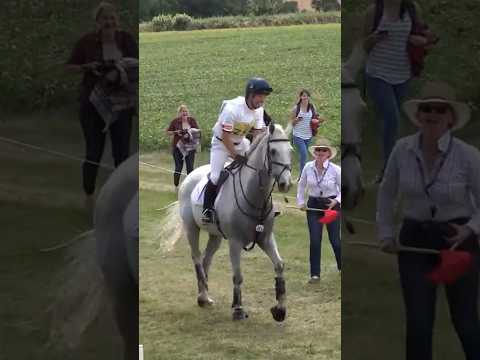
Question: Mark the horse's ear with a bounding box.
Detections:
[269,122,275,134]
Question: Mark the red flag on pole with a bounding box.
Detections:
[426,250,474,285]
[318,209,339,224]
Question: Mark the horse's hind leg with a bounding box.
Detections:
[103,270,138,360]
[258,233,287,322]
[229,240,248,320]
[185,224,213,307]
[202,234,222,280]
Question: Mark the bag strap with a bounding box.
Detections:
[373,1,417,31]
[372,1,383,32]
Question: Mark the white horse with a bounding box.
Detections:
[48,153,138,360]
[177,123,292,321]
[341,42,368,210]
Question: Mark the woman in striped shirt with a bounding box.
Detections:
[363,0,426,182]
[289,89,324,179]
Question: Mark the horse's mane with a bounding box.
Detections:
[246,124,287,157]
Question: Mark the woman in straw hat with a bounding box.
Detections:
[297,138,341,283]
[377,81,480,359]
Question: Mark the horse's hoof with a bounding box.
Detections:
[270,306,286,322]
[232,308,248,320]
[197,297,214,307]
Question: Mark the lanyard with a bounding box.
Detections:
[313,162,330,195]
[415,136,453,218]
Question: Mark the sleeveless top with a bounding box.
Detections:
[366,13,412,84]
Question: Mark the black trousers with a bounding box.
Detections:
[172,147,195,186]
[397,218,480,360]
[79,100,133,195]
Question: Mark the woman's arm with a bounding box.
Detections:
[289,106,300,126]
[190,117,200,129]
[376,142,401,245]
[166,119,179,136]
[65,62,100,73]
[296,166,308,209]
[363,4,387,53]
[334,165,341,205]
[465,147,480,236]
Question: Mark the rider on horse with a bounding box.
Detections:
[201,77,273,224]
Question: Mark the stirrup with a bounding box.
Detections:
[201,208,215,224]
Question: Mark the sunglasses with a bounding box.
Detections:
[314,147,329,153]
[418,103,450,115]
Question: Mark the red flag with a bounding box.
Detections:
[318,209,339,224]
[426,250,474,285]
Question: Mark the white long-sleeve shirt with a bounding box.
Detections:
[296,160,341,207]
[376,131,480,241]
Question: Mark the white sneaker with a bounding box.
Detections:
[308,275,320,284]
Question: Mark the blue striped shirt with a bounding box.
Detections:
[366,14,412,84]
[292,106,313,140]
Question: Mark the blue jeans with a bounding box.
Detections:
[397,220,480,360]
[366,75,409,169]
[306,197,341,277]
[293,136,311,176]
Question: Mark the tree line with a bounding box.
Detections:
[140,0,340,21]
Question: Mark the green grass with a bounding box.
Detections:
[139,24,341,151]
[139,154,341,359]
[0,108,125,359]
[0,1,138,113]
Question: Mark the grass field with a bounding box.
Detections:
[139,24,340,150]
[140,152,341,360]
[139,23,341,359]
[0,108,128,359]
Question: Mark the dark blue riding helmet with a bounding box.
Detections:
[245,77,273,98]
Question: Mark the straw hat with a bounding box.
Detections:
[308,138,337,159]
[402,81,471,131]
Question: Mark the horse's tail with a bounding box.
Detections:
[158,200,184,252]
[46,230,110,352]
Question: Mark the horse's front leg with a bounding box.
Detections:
[229,240,248,320]
[258,233,286,322]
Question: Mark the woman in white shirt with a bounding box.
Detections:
[377,81,480,359]
[297,138,341,283]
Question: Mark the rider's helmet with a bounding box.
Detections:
[245,77,273,99]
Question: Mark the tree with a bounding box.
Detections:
[312,0,340,11]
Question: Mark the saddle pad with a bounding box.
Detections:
[191,160,233,206]
[190,175,226,207]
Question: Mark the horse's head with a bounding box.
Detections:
[341,66,367,209]
[266,123,293,193]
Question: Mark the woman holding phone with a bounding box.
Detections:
[166,104,200,191]
[289,89,324,179]
[363,0,426,183]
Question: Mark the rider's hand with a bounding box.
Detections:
[234,154,248,165]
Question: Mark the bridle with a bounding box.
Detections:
[224,133,291,251]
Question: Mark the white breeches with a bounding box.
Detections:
[209,137,250,184]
